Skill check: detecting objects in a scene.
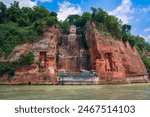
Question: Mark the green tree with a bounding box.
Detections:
[128,35,136,47]
[122,24,131,34]
[0,2,7,23]
[91,7,97,20]
[49,11,57,17]
[34,19,44,35]
[21,7,34,21]
[66,14,81,24]
[105,15,122,38]
[47,16,57,26]
[7,1,21,22]
[95,8,108,23]
[59,21,70,34]
[17,16,30,26]
[122,24,131,42]
[33,6,49,20]
[66,14,87,27]
[82,12,92,22]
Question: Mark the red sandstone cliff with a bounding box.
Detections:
[0,23,149,84]
[0,26,60,84]
[85,22,149,83]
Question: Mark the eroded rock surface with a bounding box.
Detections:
[58,25,89,73]
[85,22,149,83]
[0,23,149,84]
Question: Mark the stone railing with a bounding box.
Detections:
[57,72,99,84]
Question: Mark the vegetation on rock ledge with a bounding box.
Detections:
[0,1,58,57]
[0,1,150,73]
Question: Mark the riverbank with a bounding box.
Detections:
[0,83,150,100]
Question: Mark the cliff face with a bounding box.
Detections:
[0,26,60,84]
[85,22,149,83]
[0,23,149,84]
[57,25,89,73]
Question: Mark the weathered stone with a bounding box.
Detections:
[7,43,33,62]
[85,22,149,83]
[0,26,60,84]
[57,25,89,73]
[0,23,149,84]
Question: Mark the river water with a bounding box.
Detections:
[0,83,150,100]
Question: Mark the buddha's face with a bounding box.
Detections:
[69,25,76,34]
[91,22,96,28]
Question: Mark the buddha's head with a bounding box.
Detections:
[69,25,76,34]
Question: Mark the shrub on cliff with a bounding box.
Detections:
[0,22,39,56]
[142,55,150,73]
[0,66,15,77]
[19,51,34,65]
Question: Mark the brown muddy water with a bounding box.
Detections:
[0,83,150,100]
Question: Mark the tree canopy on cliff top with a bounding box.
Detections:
[0,1,150,72]
[0,1,57,57]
